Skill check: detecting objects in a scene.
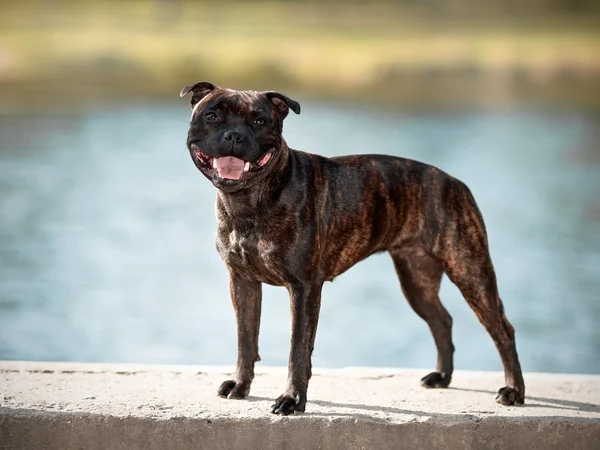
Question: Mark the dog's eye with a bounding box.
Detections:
[205,112,218,122]
[254,117,266,126]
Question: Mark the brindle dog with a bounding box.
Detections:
[181,82,525,415]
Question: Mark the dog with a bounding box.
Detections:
[180,82,525,415]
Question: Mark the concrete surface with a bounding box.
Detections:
[1,361,599,450]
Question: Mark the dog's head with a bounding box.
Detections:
[180,82,300,193]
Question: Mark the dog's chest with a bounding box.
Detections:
[217,227,282,283]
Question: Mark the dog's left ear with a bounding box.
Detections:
[180,81,218,108]
[264,92,301,118]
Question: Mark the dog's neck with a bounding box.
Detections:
[216,139,292,221]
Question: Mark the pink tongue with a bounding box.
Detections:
[215,156,245,180]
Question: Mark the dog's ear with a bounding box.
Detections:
[179,82,218,108]
[264,91,301,118]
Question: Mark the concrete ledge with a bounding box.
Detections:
[1,361,599,450]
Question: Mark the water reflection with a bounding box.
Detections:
[0,101,598,374]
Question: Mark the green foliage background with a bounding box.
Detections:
[1,0,599,107]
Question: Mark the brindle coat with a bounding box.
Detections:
[181,82,525,415]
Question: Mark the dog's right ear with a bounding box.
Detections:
[179,82,218,109]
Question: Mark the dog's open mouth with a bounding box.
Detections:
[192,146,272,181]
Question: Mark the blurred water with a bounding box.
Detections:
[0,100,599,374]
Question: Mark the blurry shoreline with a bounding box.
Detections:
[1,0,599,110]
[1,78,599,114]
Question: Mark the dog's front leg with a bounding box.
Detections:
[272,281,323,415]
[217,272,262,399]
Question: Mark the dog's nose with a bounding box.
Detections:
[223,130,245,144]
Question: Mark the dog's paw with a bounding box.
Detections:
[271,394,305,415]
[420,371,451,389]
[217,379,250,399]
[495,386,524,406]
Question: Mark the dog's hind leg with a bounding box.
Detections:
[439,184,525,405]
[389,247,454,389]
[444,250,525,405]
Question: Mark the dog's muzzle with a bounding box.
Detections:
[191,145,273,181]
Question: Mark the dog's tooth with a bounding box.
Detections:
[244,162,250,172]
[212,158,217,169]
